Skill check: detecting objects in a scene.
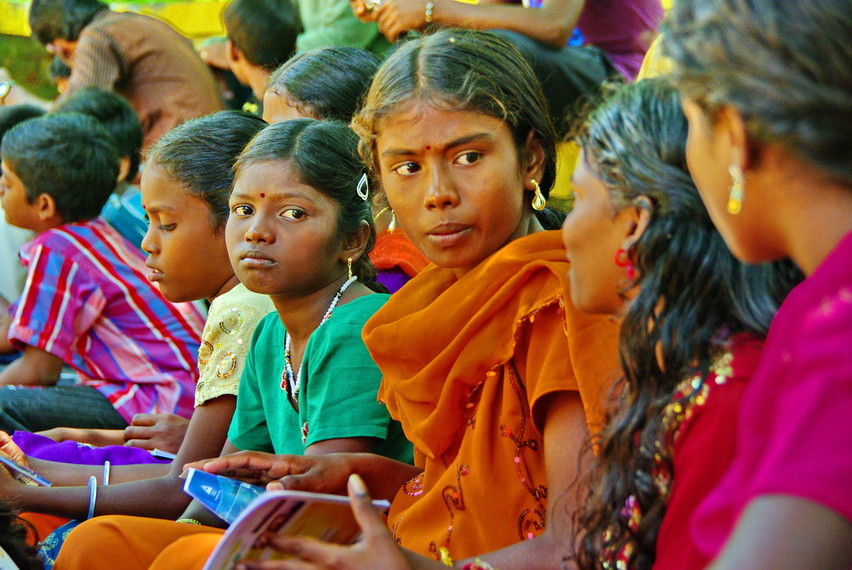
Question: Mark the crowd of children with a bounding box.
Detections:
[0,0,848,568]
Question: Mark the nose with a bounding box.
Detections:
[423,165,459,211]
[243,216,275,244]
[140,224,157,255]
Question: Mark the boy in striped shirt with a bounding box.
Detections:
[0,113,204,433]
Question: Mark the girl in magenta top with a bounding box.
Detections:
[664,0,852,566]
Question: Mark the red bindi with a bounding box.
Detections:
[425,145,431,150]
[260,193,266,198]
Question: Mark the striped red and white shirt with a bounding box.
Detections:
[8,218,205,422]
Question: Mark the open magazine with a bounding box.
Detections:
[182,469,390,570]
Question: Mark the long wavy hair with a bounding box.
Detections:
[572,79,803,569]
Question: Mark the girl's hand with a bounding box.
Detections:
[0,431,29,468]
[185,451,354,494]
[235,475,411,570]
[374,0,430,42]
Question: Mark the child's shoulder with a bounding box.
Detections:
[332,293,391,324]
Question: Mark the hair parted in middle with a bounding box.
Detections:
[351,29,558,200]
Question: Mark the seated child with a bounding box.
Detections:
[0,111,271,560]
[53,87,147,249]
[54,118,415,570]
[0,113,204,433]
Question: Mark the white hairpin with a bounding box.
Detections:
[356,173,369,201]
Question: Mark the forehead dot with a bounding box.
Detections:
[425,145,431,150]
[260,193,266,198]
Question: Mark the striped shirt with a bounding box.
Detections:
[8,218,205,422]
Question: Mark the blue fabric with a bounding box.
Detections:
[100,188,147,250]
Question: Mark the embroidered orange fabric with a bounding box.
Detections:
[364,231,620,560]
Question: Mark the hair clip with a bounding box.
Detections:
[356,173,369,201]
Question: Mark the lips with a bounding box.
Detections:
[144,260,164,282]
[426,222,473,248]
[239,249,277,269]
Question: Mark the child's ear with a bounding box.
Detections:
[226,40,242,66]
[35,193,58,222]
[620,196,653,251]
[341,220,371,264]
[521,130,546,186]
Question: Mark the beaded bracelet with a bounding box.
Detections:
[86,476,98,519]
[176,518,203,525]
[462,560,495,570]
[102,460,111,486]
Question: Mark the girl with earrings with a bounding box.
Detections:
[53,119,412,570]
[663,0,852,566]
[564,79,801,569]
[102,29,621,570]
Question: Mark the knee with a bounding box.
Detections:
[53,516,136,570]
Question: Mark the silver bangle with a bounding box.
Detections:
[87,475,98,519]
[102,460,111,486]
[425,0,434,23]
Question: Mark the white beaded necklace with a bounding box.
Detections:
[281,276,357,399]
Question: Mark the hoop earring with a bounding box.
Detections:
[347,257,353,279]
[531,179,546,211]
[614,248,636,281]
[727,165,744,215]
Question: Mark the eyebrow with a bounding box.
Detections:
[230,190,313,202]
[381,132,495,158]
[143,202,175,213]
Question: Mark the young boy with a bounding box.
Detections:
[54,86,147,249]
[0,113,204,433]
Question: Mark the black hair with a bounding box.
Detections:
[29,0,108,45]
[352,29,563,228]
[53,87,143,182]
[235,119,386,292]
[266,46,380,123]
[662,0,852,185]
[573,79,804,569]
[1,112,119,223]
[0,105,46,141]
[0,498,41,570]
[49,55,71,80]
[147,111,266,231]
[224,0,300,71]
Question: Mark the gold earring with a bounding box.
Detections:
[727,165,744,215]
[347,257,353,279]
[388,210,397,233]
[531,179,546,211]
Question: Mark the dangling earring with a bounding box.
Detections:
[530,179,546,211]
[347,257,353,279]
[388,210,397,233]
[727,164,744,215]
[614,248,636,281]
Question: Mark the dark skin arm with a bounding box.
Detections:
[352,0,584,45]
[0,395,236,520]
[177,436,386,528]
[0,345,63,385]
[231,392,588,570]
[710,496,852,570]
